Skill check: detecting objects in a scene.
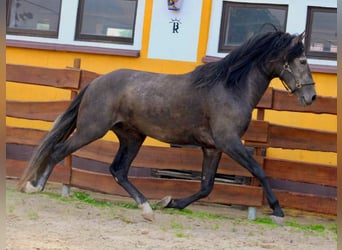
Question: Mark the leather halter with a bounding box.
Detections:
[279,62,315,94]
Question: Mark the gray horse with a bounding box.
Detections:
[18,31,316,222]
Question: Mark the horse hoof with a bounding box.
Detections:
[23,182,42,193]
[139,202,155,222]
[156,196,172,208]
[142,212,155,222]
[270,215,285,226]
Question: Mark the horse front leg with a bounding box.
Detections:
[221,138,284,224]
[158,148,222,209]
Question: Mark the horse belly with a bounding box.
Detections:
[132,116,214,147]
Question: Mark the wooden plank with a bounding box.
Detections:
[243,120,269,143]
[268,124,336,152]
[205,181,263,206]
[6,159,27,178]
[273,190,337,215]
[71,153,258,180]
[220,155,259,177]
[6,143,35,162]
[6,127,46,146]
[264,158,337,187]
[6,159,70,184]
[79,70,101,90]
[272,89,336,115]
[6,64,81,89]
[73,140,253,177]
[73,140,117,164]
[71,168,263,206]
[6,100,70,121]
[6,143,71,184]
[256,87,273,109]
[136,146,204,171]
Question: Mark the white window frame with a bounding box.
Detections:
[207,0,337,66]
[6,0,146,52]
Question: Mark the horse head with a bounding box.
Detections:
[276,32,317,106]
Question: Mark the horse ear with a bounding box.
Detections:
[298,31,305,41]
[291,32,305,46]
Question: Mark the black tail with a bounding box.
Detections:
[17,85,90,191]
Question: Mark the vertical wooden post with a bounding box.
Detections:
[62,58,81,197]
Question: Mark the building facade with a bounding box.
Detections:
[6,0,337,165]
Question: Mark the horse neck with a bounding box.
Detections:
[237,66,273,110]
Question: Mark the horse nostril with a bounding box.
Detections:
[312,95,316,102]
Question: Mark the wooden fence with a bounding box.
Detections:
[6,59,337,215]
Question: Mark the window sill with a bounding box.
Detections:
[202,56,337,74]
[6,39,140,57]
[309,64,337,74]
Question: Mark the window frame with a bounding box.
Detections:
[6,0,62,38]
[207,0,337,68]
[74,0,138,45]
[305,6,337,60]
[6,0,146,55]
[218,2,288,53]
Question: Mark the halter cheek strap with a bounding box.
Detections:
[279,62,315,94]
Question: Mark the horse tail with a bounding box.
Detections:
[17,84,90,191]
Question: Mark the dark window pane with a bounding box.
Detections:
[306,7,337,60]
[76,0,137,44]
[219,3,287,52]
[7,0,61,37]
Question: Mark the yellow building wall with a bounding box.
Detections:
[6,0,336,165]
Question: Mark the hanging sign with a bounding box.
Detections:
[168,0,183,11]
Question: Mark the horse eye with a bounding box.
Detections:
[299,58,307,64]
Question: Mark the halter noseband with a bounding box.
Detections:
[279,62,315,94]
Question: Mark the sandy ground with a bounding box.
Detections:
[6,179,337,250]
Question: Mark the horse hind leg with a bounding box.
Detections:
[28,128,107,192]
[109,131,154,221]
[158,148,221,209]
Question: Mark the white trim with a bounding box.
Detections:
[6,0,145,51]
[308,59,337,67]
[147,0,203,62]
[207,0,337,66]
[58,0,78,44]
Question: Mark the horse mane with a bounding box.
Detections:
[192,31,304,88]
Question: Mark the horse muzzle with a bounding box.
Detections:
[297,83,316,106]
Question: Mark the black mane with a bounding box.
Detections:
[192,31,304,88]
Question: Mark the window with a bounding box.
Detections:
[75,0,138,44]
[305,7,337,60]
[6,0,145,55]
[207,1,337,67]
[218,2,288,53]
[6,0,61,38]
